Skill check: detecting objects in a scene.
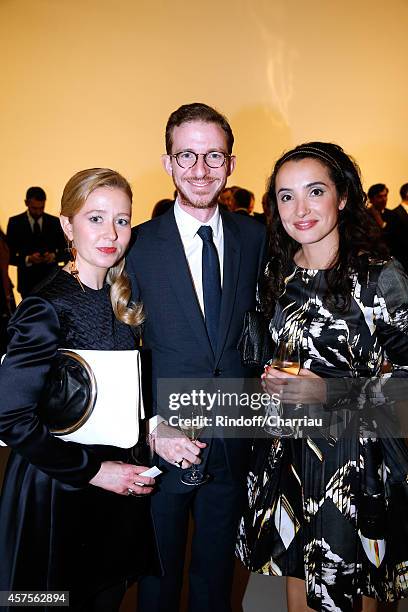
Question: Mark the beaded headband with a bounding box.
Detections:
[279,146,344,177]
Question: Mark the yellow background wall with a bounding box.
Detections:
[1,0,408,286]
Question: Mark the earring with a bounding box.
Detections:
[68,240,85,292]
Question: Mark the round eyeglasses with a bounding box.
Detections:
[170,151,231,169]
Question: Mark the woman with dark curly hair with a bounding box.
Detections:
[237,143,408,611]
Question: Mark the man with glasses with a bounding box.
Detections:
[127,103,265,612]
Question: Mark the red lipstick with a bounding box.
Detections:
[97,247,117,254]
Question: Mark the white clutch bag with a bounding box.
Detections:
[1,349,144,449]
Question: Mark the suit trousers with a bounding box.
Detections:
[137,439,246,612]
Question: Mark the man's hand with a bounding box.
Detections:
[149,422,206,469]
[42,251,56,263]
[28,252,44,265]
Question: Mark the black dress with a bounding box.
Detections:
[237,259,408,611]
[0,270,159,608]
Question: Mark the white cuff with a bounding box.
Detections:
[147,415,168,435]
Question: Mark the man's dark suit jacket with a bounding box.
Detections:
[127,207,266,488]
[387,205,408,273]
[7,212,67,297]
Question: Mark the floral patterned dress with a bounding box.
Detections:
[237,258,408,611]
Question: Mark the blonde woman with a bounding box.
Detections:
[0,169,159,611]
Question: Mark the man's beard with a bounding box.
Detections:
[178,192,215,209]
[175,178,224,210]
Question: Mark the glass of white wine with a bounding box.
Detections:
[178,404,209,486]
[270,339,301,375]
[264,339,301,436]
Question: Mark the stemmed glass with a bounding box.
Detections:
[178,404,209,486]
[264,339,301,436]
[270,339,301,375]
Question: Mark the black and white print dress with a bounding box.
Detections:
[237,258,408,612]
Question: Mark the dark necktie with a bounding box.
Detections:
[33,219,41,237]
[197,225,222,353]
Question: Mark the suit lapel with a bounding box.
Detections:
[157,210,214,360]
[215,212,241,363]
[41,214,48,232]
[22,213,32,236]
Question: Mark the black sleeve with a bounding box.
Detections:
[6,218,23,267]
[326,260,408,413]
[375,258,408,371]
[0,297,101,486]
[126,227,142,303]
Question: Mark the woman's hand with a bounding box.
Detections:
[262,366,327,404]
[261,365,297,397]
[89,461,155,496]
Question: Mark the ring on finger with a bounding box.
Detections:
[127,487,137,496]
[173,459,184,468]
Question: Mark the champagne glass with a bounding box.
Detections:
[264,339,301,436]
[178,404,209,486]
[270,339,301,375]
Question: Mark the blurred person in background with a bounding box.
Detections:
[218,186,234,210]
[232,188,255,216]
[151,198,174,219]
[253,192,271,225]
[367,183,392,230]
[385,183,408,273]
[7,186,68,298]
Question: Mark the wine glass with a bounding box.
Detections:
[270,339,301,375]
[178,404,210,486]
[264,339,301,436]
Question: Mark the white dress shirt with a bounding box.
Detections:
[27,211,43,231]
[148,200,224,435]
[173,199,224,315]
[25,212,44,266]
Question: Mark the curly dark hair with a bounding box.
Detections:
[260,142,389,317]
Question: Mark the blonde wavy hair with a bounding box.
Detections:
[60,168,144,327]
